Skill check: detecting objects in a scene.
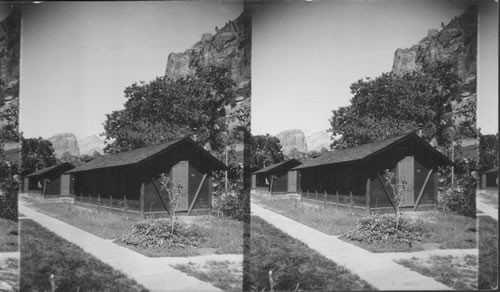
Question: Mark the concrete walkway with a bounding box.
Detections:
[19,204,221,292]
[251,203,452,290]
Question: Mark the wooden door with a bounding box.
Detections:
[288,171,297,193]
[172,160,189,211]
[397,156,414,207]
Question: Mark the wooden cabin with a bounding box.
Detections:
[24,162,75,197]
[293,132,452,213]
[67,137,227,217]
[480,167,498,189]
[251,159,302,194]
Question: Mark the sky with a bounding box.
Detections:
[251,0,498,136]
[19,1,243,140]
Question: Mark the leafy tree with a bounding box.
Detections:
[478,132,499,172]
[20,136,57,175]
[247,134,284,173]
[103,65,235,154]
[329,61,464,150]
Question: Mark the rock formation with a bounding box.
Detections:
[276,129,308,155]
[78,135,105,156]
[48,133,80,158]
[392,6,477,136]
[305,131,331,153]
[392,6,477,82]
[164,11,251,134]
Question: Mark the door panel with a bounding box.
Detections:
[172,160,189,211]
[397,156,414,207]
[288,171,297,193]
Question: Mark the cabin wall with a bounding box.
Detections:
[486,172,498,187]
[251,175,256,189]
[188,161,210,209]
[287,171,298,193]
[44,177,61,196]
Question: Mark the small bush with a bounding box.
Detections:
[0,182,18,221]
[213,190,249,221]
[438,175,476,218]
[343,214,426,244]
[117,219,207,249]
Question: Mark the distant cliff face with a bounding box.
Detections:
[305,131,330,152]
[276,129,308,155]
[78,135,105,156]
[49,133,80,158]
[392,6,477,83]
[165,11,250,103]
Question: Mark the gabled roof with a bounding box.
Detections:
[252,159,302,175]
[67,137,227,174]
[27,162,74,178]
[293,132,452,170]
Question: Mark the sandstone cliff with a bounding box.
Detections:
[305,131,330,153]
[276,129,308,155]
[78,135,105,156]
[392,6,477,83]
[49,133,80,158]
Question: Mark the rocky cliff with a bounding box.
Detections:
[392,6,477,83]
[276,129,308,155]
[49,133,80,158]
[78,135,105,156]
[305,131,330,152]
[164,11,251,134]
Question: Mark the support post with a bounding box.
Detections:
[414,169,433,211]
[377,173,395,211]
[188,173,208,215]
[140,182,145,218]
[151,178,171,216]
[324,190,327,207]
[97,193,101,212]
[315,190,318,201]
[365,177,371,214]
[336,191,339,208]
[110,194,112,208]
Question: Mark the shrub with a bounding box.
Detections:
[117,218,207,249]
[0,181,18,221]
[438,175,476,218]
[212,190,249,221]
[343,214,426,244]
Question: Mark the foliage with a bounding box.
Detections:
[212,190,249,221]
[329,61,464,150]
[245,216,373,291]
[246,134,284,173]
[478,132,498,172]
[20,136,57,175]
[103,65,235,154]
[158,173,183,233]
[478,216,497,289]
[117,218,206,249]
[343,214,426,245]
[21,219,148,292]
[0,153,19,220]
[382,169,407,229]
[438,174,476,217]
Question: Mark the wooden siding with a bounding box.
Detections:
[287,171,298,193]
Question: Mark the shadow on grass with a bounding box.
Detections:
[0,217,18,252]
[173,260,242,292]
[478,216,498,289]
[21,219,148,292]
[244,216,374,291]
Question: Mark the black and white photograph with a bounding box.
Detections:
[0,0,497,291]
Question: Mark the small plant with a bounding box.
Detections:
[382,169,407,230]
[438,174,476,218]
[158,173,183,233]
[212,190,248,221]
[343,214,426,245]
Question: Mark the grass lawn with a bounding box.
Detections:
[0,256,18,291]
[116,216,243,257]
[22,197,136,239]
[173,260,242,292]
[253,193,477,253]
[396,255,477,290]
[21,219,148,292]
[245,216,374,291]
[478,189,498,209]
[0,217,18,252]
[478,216,498,289]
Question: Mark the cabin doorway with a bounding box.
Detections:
[397,156,414,207]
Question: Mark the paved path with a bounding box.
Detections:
[476,191,498,221]
[251,203,452,290]
[20,204,222,292]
